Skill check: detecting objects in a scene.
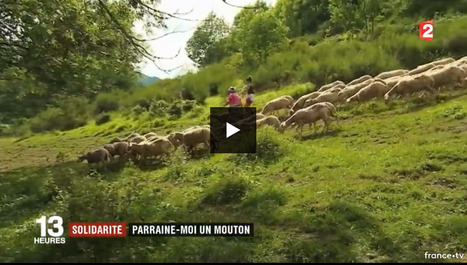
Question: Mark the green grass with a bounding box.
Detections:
[0,86,466,262]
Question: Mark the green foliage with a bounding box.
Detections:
[200,177,249,206]
[0,0,140,120]
[95,113,111,126]
[94,91,124,114]
[402,0,467,18]
[186,12,232,67]
[29,97,90,133]
[273,0,331,37]
[236,10,290,65]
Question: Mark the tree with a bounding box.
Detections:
[237,10,289,65]
[273,0,331,37]
[328,0,383,37]
[186,12,231,67]
[0,0,140,120]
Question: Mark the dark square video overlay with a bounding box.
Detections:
[210,107,257,154]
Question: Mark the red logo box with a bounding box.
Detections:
[69,222,127,237]
[419,21,433,41]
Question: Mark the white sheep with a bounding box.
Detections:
[308,102,340,128]
[143,132,158,138]
[181,127,211,153]
[129,135,146,144]
[318,81,345,92]
[280,103,335,135]
[432,57,455,66]
[376,69,409,80]
[304,90,341,108]
[167,132,184,150]
[347,75,373,86]
[290,92,322,114]
[347,80,390,104]
[384,74,436,103]
[78,148,111,169]
[255,115,282,131]
[260,96,294,115]
[408,62,435,75]
[337,79,374,102]
[428,65,466,91]
[143,138,174,159]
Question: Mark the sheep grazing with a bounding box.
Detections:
[181,127,211,153]
[78,148,111,169]
[147,135,162,142]
[143,132,158,138]
[261,96,294,115]
[290,92,321,114]
[337,78,374,101]
[103,143,116,157]
[428,65,466,91]
[309,102,340,127]
[109,137,125,144]
[347,75,372,86]
[281,103,335,135]
[325,86,344,95]
[347,80,390,104]
[408,63,435,75]
[129,139,174,162]
[167,132,184,150]
[376,69,409,80]
[318,81,345,92]
[129,135,146,144]
[112,141,130,157]
[384,74,436,103]
[256,116,282,131]
[432,57,455,66]
[143,138,174,159]
[279,95,295,108]
[304,89,341,108]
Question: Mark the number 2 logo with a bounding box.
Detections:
[36,216,64,237]
[419,21,433,41]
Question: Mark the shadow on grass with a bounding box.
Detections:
[281,201,402,263]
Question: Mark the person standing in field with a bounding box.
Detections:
[244,76,255,107]
[225,87,242,108]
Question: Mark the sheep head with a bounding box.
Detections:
[78,154,88,162]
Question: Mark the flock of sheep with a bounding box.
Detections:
[78,56,467,168]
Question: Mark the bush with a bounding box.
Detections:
[94,92,121,114]
[29,97,90,133]
[95,113,111,125]
[149,99,171,117]
[167,103,183,119]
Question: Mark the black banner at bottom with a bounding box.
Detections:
[128,223,254,237]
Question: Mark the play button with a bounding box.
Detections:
[226,122,240,138]
[209,107,256,154]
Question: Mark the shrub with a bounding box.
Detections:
[95,113,111,125]
[149,99,171,116]
[29,97,90,132]
[94,92,121,114]
[167,103,183,119]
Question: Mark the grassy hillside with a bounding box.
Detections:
[1,1,467,262]
[0,83,466,262]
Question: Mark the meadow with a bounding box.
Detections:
[0,84,466,262]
